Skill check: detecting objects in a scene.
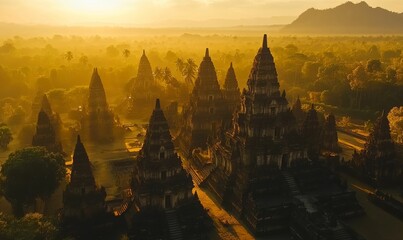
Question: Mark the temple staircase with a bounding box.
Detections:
[282,171,301,196]
[332,227,354,240]
[165,209,183,240]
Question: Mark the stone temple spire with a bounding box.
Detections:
[141,99,176,161]
[41,94,53,117]
[358,110,396,183]
[132,99,193,209]
[224,62,239,91]
[32,109,62,153]
[88,68,108,113]
[193,48,220,90]
[322,114,341,153]
[63,135,106,222]
[247,34,277,95]
[70,135,96,187]
[136,50,154,88]
[302,104,321,158]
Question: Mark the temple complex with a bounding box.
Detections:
[81,68,117,143]
[203,35,363,236]
[352,111,398,184]
[62,136,108,234]
[127,99,211,239]
[32,109,63,153]
[177,49,227,155]
[128,50,162,117]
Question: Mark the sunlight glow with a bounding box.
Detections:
[65,0,124,14]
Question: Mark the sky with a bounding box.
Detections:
[0,0,402,27]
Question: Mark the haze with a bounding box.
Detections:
[0,0,402,27]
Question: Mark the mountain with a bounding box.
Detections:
[281,1,403,34]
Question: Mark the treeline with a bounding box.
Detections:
[0,34,402,127]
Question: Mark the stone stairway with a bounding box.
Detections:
[187,164,215,186]
[332,227,354,240]
[282,171,301,196]
[165,210,183,240]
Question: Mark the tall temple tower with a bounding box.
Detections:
[128,99,210,239]
[62,135,106,222]
[32,109,63,153]
[82,68,115,143]
[222,62,240,128]
[292,96,305,126]
[205,34,308,234]
[354,111,396,183]
[178,49,227,154]
[321,114,341,153]
[301,104,322,159]
[128,50,161,116]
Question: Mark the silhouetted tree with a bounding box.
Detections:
[79,55,89,65]
[64,51,73,62]
[123,49,131,59]
[0,123,12,149]
[182,58,197,86]
[0,147,65,217]
[348,65,368,109]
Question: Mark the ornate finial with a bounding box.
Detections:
[142,49,145,56]
[262,34,268,49]
[205,48,209,58]
[155,99,161,109]
[77,135,82,143]
[230,62,233,68]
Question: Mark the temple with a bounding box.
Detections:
[321,113,341,154]
[352,111,398,185]
[62,136,107,230]
[301,104,322,159]
[177,48,228,155]
[203,35,363,236]
[292,96,305,126]
[32,109,63,153]
[222,62,240,128]
[128,50,161,117]
[127,99,211,239]
[81,68,117,143]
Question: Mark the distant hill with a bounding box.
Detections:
[281,1,403,34]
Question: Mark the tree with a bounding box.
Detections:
[0,147,66,217]
[64,51,73,62]
[348,65,368,109]
[0,212,58,240]
[79,55,89,65]
[154,67,163,82]
[176,58,185,74]
[0,123,12,149]
[388,106,403,143]
[182,58,197,86]
[122,49,131,59]
[366,59,382,72]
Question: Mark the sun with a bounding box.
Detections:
[65,0,123,14]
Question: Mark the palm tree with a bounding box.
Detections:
[182,58,197,86]
[154,67,163,82]
[163,67,173,84]
[176,58,185,74]
[123,49,131,59]
[64,51,73,62]
[79,55,88,65]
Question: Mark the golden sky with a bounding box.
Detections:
[0,0,401,26]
